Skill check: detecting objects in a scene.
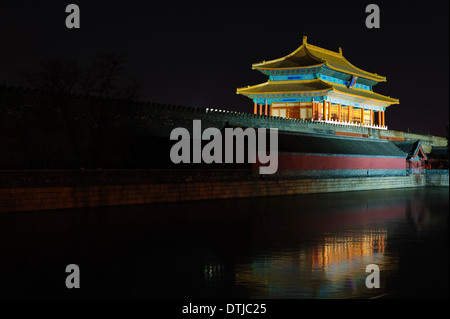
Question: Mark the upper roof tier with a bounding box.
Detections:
[252,36,386,83]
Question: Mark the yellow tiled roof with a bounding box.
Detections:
[236,79,399,104]
[237,79,331,95]
[252,36,386,82]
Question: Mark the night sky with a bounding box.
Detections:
[1,0,448,136]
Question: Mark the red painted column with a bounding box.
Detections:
[254,102,257,114]
[361,108,364,126]
[382,111,385,127]
[259,104,262,116]
[328,102,331,120]
[265,102,268,115]
[370,109,373,126]
[323,101,326,120]
[378,111,382,125]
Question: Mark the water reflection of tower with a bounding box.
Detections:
[311,230,387,270]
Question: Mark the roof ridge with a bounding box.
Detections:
[337,52,386,82]
[305,43,342,58]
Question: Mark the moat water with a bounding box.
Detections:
[0,187,448,299]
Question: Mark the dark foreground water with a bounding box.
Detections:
[0,187,448,299]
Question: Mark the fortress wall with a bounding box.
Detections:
[425,169,450,187]
[1,86,446,154]
[0,174,427,213]
[143,105,447,152]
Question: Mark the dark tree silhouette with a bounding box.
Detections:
[24,58,82,94]
[13,53,143,169]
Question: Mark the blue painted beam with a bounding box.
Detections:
[258,65,379,87]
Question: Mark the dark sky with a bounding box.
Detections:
[1,0,448,136]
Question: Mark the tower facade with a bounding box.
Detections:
[237,37,399,129]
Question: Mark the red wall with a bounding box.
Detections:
[380,136,405,141]
[275,154,406,170]
[335,131,368,138]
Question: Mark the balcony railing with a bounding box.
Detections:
[312,118,388,130]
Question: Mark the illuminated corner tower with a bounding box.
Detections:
[236,36,399,129]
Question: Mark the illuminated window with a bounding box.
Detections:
[330,104,339,119]
[364,110,371,125]
[352,109,362,124]
[341,107,349,122]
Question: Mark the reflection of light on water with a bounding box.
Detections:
[234,229,396,298]
[310,229,390,297]
[312,229,387,271]
[203,263,224,284]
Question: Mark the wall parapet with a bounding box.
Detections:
[425,169,449,187]
[1,85,446,150]
[143,104,447,149]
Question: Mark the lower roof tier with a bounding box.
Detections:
[278,131,407,158]
[236,79,399,111]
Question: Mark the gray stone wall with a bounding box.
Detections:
[425,169,449,186]
[0,174,427,213]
